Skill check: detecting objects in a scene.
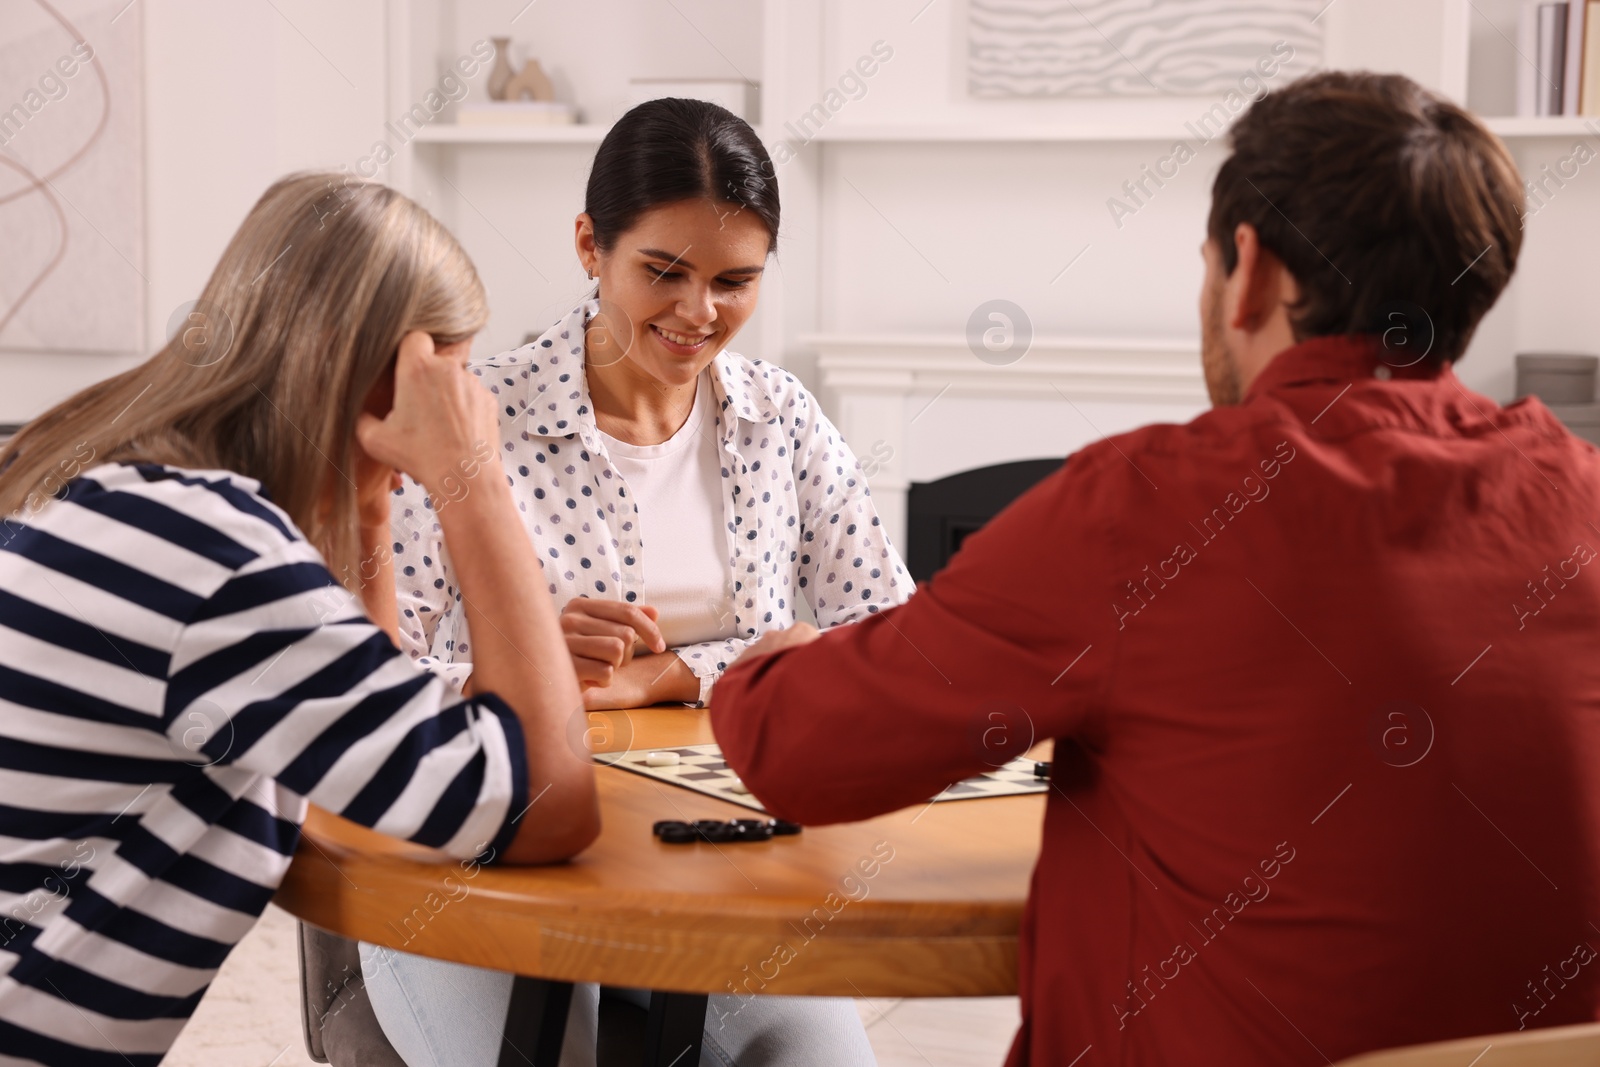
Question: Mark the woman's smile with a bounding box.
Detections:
[650,322,714,355]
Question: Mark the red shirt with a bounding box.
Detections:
[711,335,1600,1065]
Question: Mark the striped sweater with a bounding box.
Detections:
[0,462,529,1065]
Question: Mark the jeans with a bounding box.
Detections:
[358,942,878,1067]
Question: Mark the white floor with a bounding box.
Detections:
[164,904,1020,1067]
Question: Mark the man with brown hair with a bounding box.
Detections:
[712,71,1600,1064]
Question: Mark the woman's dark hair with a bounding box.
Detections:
[1208,71,1524,366]
[585,97,780,252]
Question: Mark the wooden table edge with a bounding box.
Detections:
[273,707,1039,997]
[274,828,1023,997]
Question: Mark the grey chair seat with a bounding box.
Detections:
[297,922,409,1066]
[297,922,658,1067]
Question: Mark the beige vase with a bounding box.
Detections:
[487,36,514,101]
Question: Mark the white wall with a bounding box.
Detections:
[817,139,1210,340]
[144,0,392,325]
[1485,136,1600,403]
[802,0,1537,404]
[0,0,390,423]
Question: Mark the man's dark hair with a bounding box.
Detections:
[1208,71,1524,365]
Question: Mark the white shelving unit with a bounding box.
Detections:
[1484,115,1600,138]
[809,121,1279,142]
[806,117,1600,142]
[390,0,1592,147]
[384,0,1600,501]
[410,114,1600,146]
[409,123,611,144]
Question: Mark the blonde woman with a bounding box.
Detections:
[0,173,595,1066]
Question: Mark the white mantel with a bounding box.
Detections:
[808,333,1210,549]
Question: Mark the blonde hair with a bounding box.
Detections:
[0,172,487,582]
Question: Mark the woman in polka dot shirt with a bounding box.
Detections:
[365,99,905,1065]
[389,98,910,715]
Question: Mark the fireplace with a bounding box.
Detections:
[809,332,1207,554]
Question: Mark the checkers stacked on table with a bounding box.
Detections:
[599,743,1049,813]
[651,818,803,844]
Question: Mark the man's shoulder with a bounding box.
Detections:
[1072,403,1294,485]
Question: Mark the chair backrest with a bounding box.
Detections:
[1335,1022,1600,1066]
[905,457,1063,582]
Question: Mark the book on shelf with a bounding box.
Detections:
[1519,0,1600,116]
[1565,0,1587,114]
[1519,2,1539,115]
[1585,1,1600,113]
[1540,2,1567,116]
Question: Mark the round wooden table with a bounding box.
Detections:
[275,706,1046,1064]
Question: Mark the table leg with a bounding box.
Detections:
[642,991,708,1067]
[497,976,573,1067]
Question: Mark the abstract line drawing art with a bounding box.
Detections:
[968,0,1323,98]
[0,0,145,355]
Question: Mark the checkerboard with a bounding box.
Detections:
[599,743,1048,813]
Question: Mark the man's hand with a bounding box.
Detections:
[740,623,821,664]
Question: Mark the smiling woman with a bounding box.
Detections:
[368,97,904,1067]
[389,98,910,711]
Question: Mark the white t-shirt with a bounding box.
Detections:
[597,372,738,647]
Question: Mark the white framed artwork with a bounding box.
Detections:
[0,0,145,355]
[968,0,1323,98]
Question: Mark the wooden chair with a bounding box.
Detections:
[1335,1022,1600,1066]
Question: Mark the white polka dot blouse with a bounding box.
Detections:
[388,299,913,706]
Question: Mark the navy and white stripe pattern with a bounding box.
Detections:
[0,462,528,1066]
[967,0,1320,97]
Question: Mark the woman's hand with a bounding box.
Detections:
[353,354,405,530]
[562,599,666,688]
[582,652,700,710]
[355,331,498,496]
